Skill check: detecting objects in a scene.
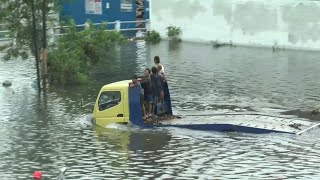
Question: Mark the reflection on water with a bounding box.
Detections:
[1,42,320,179]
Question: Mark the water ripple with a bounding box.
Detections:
[1,42,320,179]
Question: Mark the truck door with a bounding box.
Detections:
[95,90,125,127]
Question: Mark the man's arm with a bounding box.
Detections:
[157,76,164,92]
[139,77,148,85]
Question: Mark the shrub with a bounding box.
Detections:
[47,20,125,84]
[166,25,181,37]
[211,40,234,48]
[145,30,161,43]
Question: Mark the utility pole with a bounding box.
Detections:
[42,0,47,90]
[31,0,41,92]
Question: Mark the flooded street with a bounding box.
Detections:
[1,41,320,179]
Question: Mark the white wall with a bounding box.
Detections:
[150,0,320,50]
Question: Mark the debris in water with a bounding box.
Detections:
[2,80,12,87]
[33,171,42,179]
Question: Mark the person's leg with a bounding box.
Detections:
[151,96,158,116]
[147,95,153,116]
[143,95,148,116]
[144,101,149,115]
[142,104,146,117]
[140,95,146,117]
[151,103,155,116]
[160,90,164,102]
[143,96,148,115]
[148,102,152,116]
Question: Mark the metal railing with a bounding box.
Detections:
[0,24,11,42]
[51,19,150,38]
[0,24,10,41]
[0,19,150,43]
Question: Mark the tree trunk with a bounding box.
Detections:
[42,0,47,90]
[31,0,41,92]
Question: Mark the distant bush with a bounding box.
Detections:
[166,25,181,37]
[145,30,161,43]
[211,40,234,48]
[166,25,181,42]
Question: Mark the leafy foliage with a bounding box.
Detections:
[47,20,126,84]
[145,30,161,43]
[0,0,61,60]
[166,25,182,42]
[166,25,181,37]
[0,1,126,85]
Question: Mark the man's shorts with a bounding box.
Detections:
[144,95,153,103]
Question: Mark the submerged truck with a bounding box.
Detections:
[92,80,320,135]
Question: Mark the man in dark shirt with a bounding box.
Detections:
[140,68,153,117]
[150,66,164,115]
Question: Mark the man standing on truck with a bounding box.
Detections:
[139,68,153,117]
[150,66,165,116]
[154,56,165,77]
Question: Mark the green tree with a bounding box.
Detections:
[0,0,61,90]
[0,0,59,60]
[0,1,126,85]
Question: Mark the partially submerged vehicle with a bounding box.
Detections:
[92,80,320,135]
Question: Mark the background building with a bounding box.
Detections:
[61,0,150,30]
[150,0,320,50]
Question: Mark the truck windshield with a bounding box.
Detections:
[98,91,121,111]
